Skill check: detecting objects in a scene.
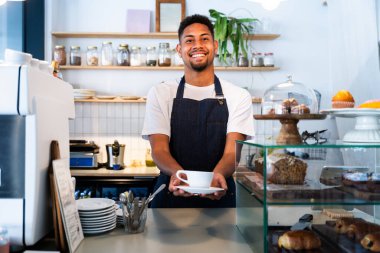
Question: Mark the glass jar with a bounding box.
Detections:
[70,46,81,66]
[101,41,113,66]
[0,227,10,253]
[237,53,249,67]
[53,45,66,66]
[86,46,98,66]
[263,52,275,67]
[145,148,156,167]
[251,52,264,67]
[130,46,142,66]
[146,46,157,66]
[117,44,130,66]
[158,42,171,67]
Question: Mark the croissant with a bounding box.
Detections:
[278,230,321,250]
[361,232,380,252]
[347,222,380,241]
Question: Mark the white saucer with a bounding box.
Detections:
[176,186,224,194]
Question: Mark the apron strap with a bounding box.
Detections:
[175,75,224,99]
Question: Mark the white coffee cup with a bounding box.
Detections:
[175,170,213,188]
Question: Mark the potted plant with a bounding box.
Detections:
[209,9,258,65]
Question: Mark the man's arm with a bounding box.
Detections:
[149,134,192,196]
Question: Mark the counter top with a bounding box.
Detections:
[70,167,160,177]
[75,208,252,253]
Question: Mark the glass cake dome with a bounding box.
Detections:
[261,75,319,115]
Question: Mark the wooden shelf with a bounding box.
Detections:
[51,32,280,40]
[74,97,262,103]
[61,65,279,71]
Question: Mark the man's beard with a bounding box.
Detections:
[190,60,209,72]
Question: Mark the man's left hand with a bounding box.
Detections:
[200,172,227,200]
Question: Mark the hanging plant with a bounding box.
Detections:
[209,9,258,64]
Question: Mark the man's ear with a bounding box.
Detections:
[176,44,182,57]
[214,39,218,54]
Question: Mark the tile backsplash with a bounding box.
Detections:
[69,102,275,165]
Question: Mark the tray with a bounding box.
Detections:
[340,185,380,201]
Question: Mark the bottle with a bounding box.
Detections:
[263,52,275,67]
[51,60,63,79]
[86,46,99,66]
[116,44,130,66]
[145,149,156,167]
[158,43,171,67]
[101,41,113,66]
[130,46,142,66]
[0,227,10,253]
[53,45,66,66]
[70,46,81,66]
[145,46,157,66]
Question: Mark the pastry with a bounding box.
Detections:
[268,153,307,185]
[332,90,355,108]
[347,222,380,241]
[342,172,369,191]
[361,232,380,252]
[278,230,321,250]
[253,157,264,175]
[282,98,299,114]
[358,99,380,109]
[334,217,364,234]
[323,208,354,219]
[291,104,311,114]
[368,173,380,193]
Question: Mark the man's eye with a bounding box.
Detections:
[203,38,209,41]
[185,40,193,43]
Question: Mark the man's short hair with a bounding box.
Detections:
[178,14,214,40]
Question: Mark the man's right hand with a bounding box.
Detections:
[169,174,193,197]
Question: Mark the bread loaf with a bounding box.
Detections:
[268,154,307,185]
[361,232,380,252]
[278,230,321,250]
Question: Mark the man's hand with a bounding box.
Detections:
[200,172,227,200]
[169,174,193,197]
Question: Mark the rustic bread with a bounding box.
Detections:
[278,230,321,250]
[361,232,380,252]
[268,154,307,185]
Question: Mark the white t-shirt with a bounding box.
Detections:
[142,78,254,139]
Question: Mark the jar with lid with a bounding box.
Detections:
[70,46,81,66]
[145,46,157,66]
[173,49,184,66]
[0,227,10,253]
[130,46,142,66]
[251,52,264,67]
[86,46,98,66]
[263,52,275,67]
[158,42,171,67]
[117,44,130,66]
[53,45,66,66]
[237,53,249,67]
[101,41,113,66]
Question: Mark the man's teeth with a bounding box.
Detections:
[192,54,205,58]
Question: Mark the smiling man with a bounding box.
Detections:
[142,14,254,208]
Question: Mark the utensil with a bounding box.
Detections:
[146,184,166,205]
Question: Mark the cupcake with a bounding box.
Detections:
[332,90,355,108]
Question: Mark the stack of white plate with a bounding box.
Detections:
[74,89,96,99]
[76,198,116,235]
[116,208,124,226]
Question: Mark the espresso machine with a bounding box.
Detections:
[0,62,74,246]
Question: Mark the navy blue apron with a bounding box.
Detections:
[151,75,236,208]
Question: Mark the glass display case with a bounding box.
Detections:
[235,139,380,253]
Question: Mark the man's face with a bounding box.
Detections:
[176,23,218,72]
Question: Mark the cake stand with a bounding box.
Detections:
[321,108,380,143]
[254,114,327,144]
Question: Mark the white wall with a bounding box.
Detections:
[45,0,380,161]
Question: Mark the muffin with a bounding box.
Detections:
[291,104,310,114]
[358,99,380,109]
[332,90,355,108]
[282,98,299,114]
